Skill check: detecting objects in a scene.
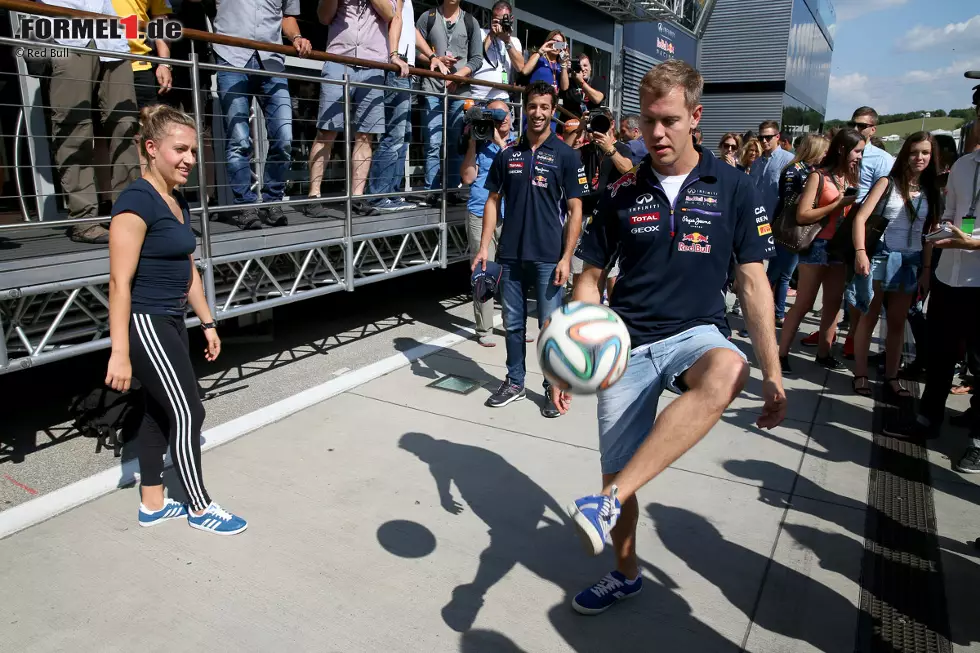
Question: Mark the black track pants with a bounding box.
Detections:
[130,313,211,511]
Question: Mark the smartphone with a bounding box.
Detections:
[924,223,953,242]
[554,42,567,52]
[843,187,858,197]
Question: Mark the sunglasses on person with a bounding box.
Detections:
[758,134,778,141]
[848,121,874,131]
[721,142,738,150]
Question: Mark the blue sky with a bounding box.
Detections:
[826,0,980,119]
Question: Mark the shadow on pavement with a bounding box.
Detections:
[397,432,738,652]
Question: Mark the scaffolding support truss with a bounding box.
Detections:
[0,223,470,374]
[577,0,684,22]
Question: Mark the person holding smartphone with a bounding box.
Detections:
[778,128,866,374]
[522,30,569,95]
[884,143,980,474]
[849,132,939,401]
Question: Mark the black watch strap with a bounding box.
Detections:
[200,321,217,330]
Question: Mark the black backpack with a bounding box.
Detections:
[70,384,145,457]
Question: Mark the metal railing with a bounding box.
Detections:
[0,0,573,373]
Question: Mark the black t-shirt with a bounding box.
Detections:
[563,84,601,118]
[484,132,586,263]
[576,147,776,347]
[112,179,196,316]
[579,141,634,215]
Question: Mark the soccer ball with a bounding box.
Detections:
[536,301,631,395]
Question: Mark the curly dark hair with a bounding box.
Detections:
[524,81,558,108]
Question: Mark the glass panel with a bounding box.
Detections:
[782,93,825,141]
[785,0,832,115]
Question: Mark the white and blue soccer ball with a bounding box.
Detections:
[536,301,631,395]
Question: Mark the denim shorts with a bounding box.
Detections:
[798,238,840,266]
[317,62,385,133]
[596,325,746,474]
[870,246,922,293]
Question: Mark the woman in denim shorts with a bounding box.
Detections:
[849,132,940,400]
[778,129,866,373]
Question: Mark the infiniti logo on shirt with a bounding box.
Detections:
[636,193,654,205]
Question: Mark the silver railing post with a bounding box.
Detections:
[189,52,217,318]
[0,310,8,370]
[439,85,449,269]
[343,73,355,292]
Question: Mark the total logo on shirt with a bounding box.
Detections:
[678,232,711,254]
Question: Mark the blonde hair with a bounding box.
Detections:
[639,59,703,110]
[790,133,830,168]
[137,104,197,160]
[739,138,762,168]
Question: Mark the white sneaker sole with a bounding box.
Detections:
[139,514,185,528]
[567,502,605,556]
[572,586,642,615]
[487,391,526,408]
[954,464,980,474]
[188,520,248,536]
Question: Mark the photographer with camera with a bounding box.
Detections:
[471,1,524,103]
[461,99,513,347]
[522,30,570,95]
[564,53,604,118]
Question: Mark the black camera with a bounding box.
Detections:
[586,108,613,135]
[499,14,513,32]
[571,59,582,74]
[464,105,510,142]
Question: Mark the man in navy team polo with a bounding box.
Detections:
[472,81,587,417]
[551,60,788,616]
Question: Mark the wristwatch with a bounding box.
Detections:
[200,321,217,331]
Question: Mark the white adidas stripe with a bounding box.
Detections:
[133,315,208,510]
[141,315,208,510]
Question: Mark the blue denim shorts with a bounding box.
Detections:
[317,62,385,133]
[596,325,746,474]
[870,246,922,293]
[798,238,841,266]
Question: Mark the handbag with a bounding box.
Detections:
[773,172,826,253]
[828,177,894,262]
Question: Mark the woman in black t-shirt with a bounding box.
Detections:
[106,105,247,535]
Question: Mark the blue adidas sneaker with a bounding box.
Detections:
[187,503,248,536]
[572,571,642,615]
[567,487,621,556]
[138,498,188,527]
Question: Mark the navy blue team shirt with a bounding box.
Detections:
[576,147,776,347]
[484,132,587,263]
[111,178,197,316]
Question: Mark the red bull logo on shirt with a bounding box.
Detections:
[609,172,637,198]
[678,232,711,253]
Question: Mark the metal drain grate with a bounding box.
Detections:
[856,384,952,653]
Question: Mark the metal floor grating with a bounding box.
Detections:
[856,377,953,652]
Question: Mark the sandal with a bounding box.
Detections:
[885,377,912,400]
[951,385,973,396]
[852,375,872,397]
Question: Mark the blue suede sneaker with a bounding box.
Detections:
[567,487,621,556]
[572,571,642,615]
[187,503,248,536]
[138,498,188,527]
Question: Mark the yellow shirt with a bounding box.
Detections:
[109,0,173,71]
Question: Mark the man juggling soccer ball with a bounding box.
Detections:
[541,60,788,615]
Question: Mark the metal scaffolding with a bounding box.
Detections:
[577,0,685,22]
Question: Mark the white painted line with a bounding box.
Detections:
[0,315,503,540]
[331,367,351,376]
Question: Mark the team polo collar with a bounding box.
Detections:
[516,130,561,153]
[636,145,721,190]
